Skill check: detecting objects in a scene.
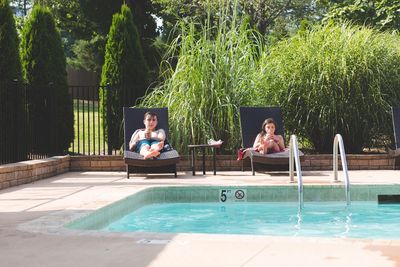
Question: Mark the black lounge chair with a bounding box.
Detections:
[123,107,180,178]
[239,106,304,175]
[390,106,400,157]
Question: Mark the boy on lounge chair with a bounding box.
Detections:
[129,111,165,159]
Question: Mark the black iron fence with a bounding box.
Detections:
[1,83,137,165]
[0,81,57,164]
[70,85,108,156]
[0,81,28,164]
[69,85,139,156]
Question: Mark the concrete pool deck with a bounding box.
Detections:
[1,170,400,267]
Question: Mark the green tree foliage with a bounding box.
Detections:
[152,0,327,38]
[79,0,158,77]
[20,4,73,155]
[0,0,25,162]
[68,35,106,73]
[40,0,113,73]
[100,4,149,151]
[40,0,97,58]
[78,0,160,77]
[0,0,21,82]
[9,0,31,15]
[150,0,218,38]
[241,0,326,35]
[127,0,160,79]
[254,24,400,153]
[322,0,400,30]
[12,0,158,79]
[79,0,122,35]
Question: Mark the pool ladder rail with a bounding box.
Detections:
[289,134,351,210]
[289,135,303,210]
[333,134,351,206]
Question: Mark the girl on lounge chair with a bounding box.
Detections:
[129,111,165,159]
[253,118,285,154]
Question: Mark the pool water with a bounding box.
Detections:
[103,202,400,239]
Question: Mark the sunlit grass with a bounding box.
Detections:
[69,100,108,155]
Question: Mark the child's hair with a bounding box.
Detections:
[144,111,158,120]
[259,118,276,136]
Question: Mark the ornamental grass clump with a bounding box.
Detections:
[139,4,263,153]
[255,24,400,153]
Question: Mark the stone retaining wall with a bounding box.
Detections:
[0,155,70,190]
[303,154,395,170]
[0,153,396,190]
[70,154,396,172]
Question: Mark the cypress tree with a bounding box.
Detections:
[20,5,73,155]
[100,4,149,151]
[0,0,21,82]
[0,0,25,163]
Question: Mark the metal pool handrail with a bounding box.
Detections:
[333,134,351,205]
[289,135,303,210]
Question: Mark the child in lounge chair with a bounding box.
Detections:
[129,111,165,159]
[253,118,285,154]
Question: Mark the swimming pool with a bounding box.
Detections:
[66,185,400,239]
[103,202,400,239]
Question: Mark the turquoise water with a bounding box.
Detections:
[103,202,400,239]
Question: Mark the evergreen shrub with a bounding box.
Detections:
[0,0,26,162]
[100,4,149,151]
[20,5,73,155]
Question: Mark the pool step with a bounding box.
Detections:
[378,194,400,204]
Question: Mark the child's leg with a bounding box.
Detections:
[264,140,277,154]
[266,142,281,153]
[257,140,266,154]
[139,144,151,157]
[140,145,160,159]
[271,142,281,152]
[150,141,164,152]
[264,140,274,154]
[258,144,265,154]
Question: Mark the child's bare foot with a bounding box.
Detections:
[150,141,164,152]
[143,150,160,159]
[156,141,164,151]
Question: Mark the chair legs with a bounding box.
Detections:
[125,164,178,178]
[251,158,255,176]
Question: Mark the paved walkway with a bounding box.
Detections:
[1,170,400,267]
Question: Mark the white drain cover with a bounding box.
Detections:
[136,239,171,245]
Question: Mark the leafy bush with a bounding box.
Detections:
[254,24,400,153]
[100,4,149,151]
[20,4,73,155]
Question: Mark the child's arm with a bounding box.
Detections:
[129,130,141,151]
[155,129,166,142]
[276,135,285,150]
[253,134,262,150]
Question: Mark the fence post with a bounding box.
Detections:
[106,85,113,155]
